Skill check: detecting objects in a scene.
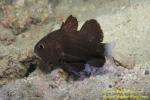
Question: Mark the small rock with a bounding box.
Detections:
[144,70,149,75]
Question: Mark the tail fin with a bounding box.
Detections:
[97,42,115,57]
[104,42,116,57]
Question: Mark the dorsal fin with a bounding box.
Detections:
[61,15,78,33]
[79,19,103,43]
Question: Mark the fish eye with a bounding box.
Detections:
[38,44,45,49]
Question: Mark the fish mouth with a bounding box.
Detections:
[33,53,41,59]
[33,52,54,68]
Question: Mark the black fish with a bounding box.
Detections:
[34,15,108,80]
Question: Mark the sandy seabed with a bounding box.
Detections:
[0,0,150,100]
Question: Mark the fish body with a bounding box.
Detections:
[34,15,113,79]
